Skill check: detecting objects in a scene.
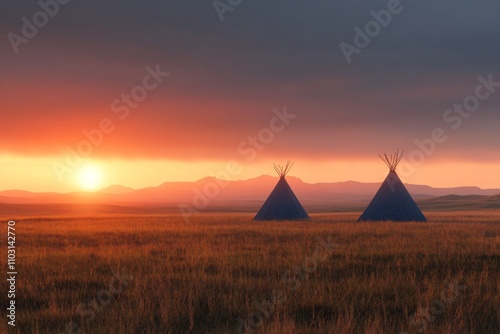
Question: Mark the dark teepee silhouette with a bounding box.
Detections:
[358,150,427,222]
[254,161,310,221]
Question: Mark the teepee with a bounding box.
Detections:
[254,161,310,221]
[358,150,427,222]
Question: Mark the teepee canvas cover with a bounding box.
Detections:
[254,162,309,221]
[358,150,427,222]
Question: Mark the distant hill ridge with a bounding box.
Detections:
[0,175,499,205]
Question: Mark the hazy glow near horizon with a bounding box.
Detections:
[0,154,499,193]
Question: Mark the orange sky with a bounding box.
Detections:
[1,1,499,193]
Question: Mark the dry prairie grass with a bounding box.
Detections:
[0,212,499,333]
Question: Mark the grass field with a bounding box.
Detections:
[1,211,499,333]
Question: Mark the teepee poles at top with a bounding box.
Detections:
[379,149,404,171]
[273,161,294,178]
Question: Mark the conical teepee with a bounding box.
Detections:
[254,161,310,221]
[358,150,427,222]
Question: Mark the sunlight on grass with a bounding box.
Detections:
[0,212,498,333]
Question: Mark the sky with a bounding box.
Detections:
[1,0,499,192]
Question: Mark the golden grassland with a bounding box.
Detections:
[1,212,499,333]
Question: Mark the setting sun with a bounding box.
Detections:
[77,165,102,190]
